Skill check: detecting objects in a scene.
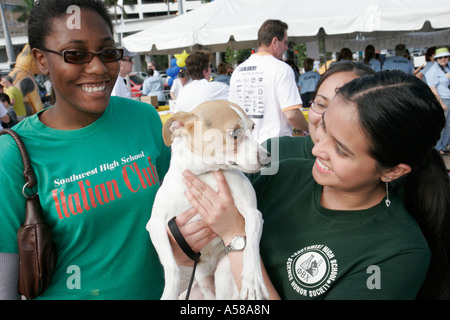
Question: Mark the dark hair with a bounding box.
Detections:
[28,0,113,50]
[363,45,376,65]
[303,58,314,72]
[257,19,288,47]
[337,70,450,299]
[185,50,212,80]
[217,62,228,75]
[337,48,353,61]
[177,70,187,79]
[0,92,11,104]
[147,68,154,77]
[425,47,437,62]
[394,44,407,56]
[311,61,375,102]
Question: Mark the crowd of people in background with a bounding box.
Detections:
[80,35,449,160]
[162,40,450,154]
[327,43,450,155]
[0,77,21,130]
[1,8,448,154]
[124,39,449,156]
[0,0,448,301]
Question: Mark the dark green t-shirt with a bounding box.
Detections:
[253,159,430,300]
[262,135,314,175]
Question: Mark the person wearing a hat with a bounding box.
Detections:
[111,48,136,99]
[426,47,450,154]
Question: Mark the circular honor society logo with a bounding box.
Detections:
[286,245,338,298]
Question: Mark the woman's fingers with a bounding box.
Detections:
[173,207,217,253]
[182,170,245,243]
[182,170,216,219]
[214,170,233,200]
[175,207,198,225]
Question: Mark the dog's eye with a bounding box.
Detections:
[229,128,243,139]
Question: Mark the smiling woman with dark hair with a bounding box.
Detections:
[178,70,450,300]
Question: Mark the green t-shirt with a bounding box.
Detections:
[253,159,430,300]
[263,135,314,166]
[0,96,171,299]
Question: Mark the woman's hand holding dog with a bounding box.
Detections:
[167,169,244,266]
[182,170,246,245]
[166,207,217,266]
[180,170,280,299]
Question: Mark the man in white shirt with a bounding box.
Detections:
[228,19,308,143]
[174,50,229,113]
[111,48,136,98]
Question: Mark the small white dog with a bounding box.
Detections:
[147,100,271,300]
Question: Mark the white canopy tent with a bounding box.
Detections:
[122,0,450,55]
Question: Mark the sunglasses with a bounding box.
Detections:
[42,47,124,64]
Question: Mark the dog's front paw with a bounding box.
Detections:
[240,268,269,300]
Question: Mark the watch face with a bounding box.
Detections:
[232,237,246,250]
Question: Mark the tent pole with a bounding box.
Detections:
[318,28,327,71]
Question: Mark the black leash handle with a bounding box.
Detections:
[168,217,201,300]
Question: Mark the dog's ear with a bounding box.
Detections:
[162,112,197,146]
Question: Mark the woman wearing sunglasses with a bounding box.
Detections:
[0,0,170,299]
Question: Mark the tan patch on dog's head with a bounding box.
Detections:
[163,100,249,143]
[163,100,255,159]
[163,100,269,172]
[162,111,198,146]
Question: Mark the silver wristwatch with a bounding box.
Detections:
[225,236,246,254]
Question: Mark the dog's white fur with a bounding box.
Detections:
[147,100,270,300]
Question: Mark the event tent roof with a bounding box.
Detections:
[122,0,450,54]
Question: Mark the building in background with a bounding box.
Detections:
[0,0,27,73]
[0,0,202,73]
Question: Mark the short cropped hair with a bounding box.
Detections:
[257,19,288,48]
[0,93,11,104]
[394,44,406,56]
[28,0,113,50]
[303,58,314,72]
[185,50,212,80]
